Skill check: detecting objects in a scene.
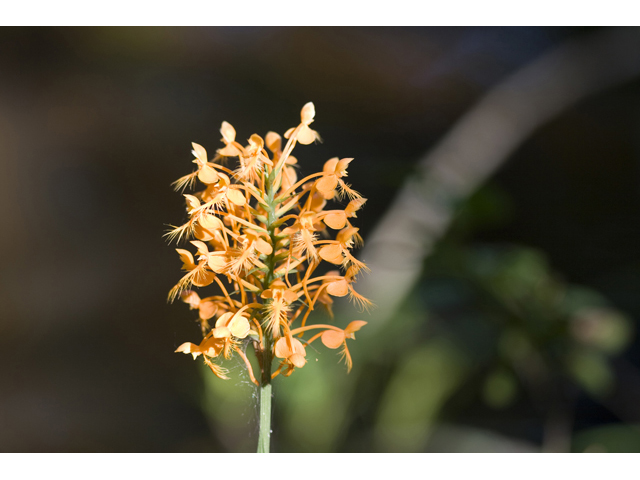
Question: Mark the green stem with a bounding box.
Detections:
[257,324,273,453]
[256,166,281,453]
[257,382,272,453]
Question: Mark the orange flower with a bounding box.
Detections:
[318,266,372,310]
[217,121,242,157]
[191,143,220,184]
[281,212,324,261]
[168,246,216,302]
[318,226,368,274]
[193,214,226,247]
[275,336,307,376]
[284,102,320,145]
[175,336,229,379]
[261,280,298,337]
[180,290,218,332]
[236,134,273,182]
[319,197,367,230]
[171,142,220,191]
[315,271,340,318]
[212,310,256,341]
[320,320,367,372]
[315,157,361,200]
[200,172,246,207]
[225,230,272,275]
[175,335,223,360]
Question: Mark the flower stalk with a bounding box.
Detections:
[257,171,279,452]
[257,382,272,453]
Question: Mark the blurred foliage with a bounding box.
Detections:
[195,183,635,452]
[573,423,640,453]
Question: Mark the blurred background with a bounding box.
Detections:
[1,26,640,452]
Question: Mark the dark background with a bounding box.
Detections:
[1,27,639,452]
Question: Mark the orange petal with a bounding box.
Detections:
[297,125,318,145]
[298,212,317,229]
[184,194,201,212]
[345,197,366,216]
[175,342,201,358]
[192,142,208,162]
[190,240,209,256]
[226,188,246,206]
[310,192,327,212]
[212,326,231,338]
[282,166,297,190]
[199,214,223,231]
[215,312,234,328]
[323,211,347,230]
[345,320,367,335]
[336,226,359,245]
[312,221,325,232]
[316,175,338,195]
[192,269,215,287]
[217,172,231,185]
[265,131,281,152]
[255,238,273,256]
[220,121,236,143]
[180,290,201,309]
[291,338,306,356]
[199,300,218,320]
[319,244,344,265]
[229,315,251,338]
[208,255,227,273]
[300,102,315,124]
[193,224,214,241]
[280,225,299,235]
[290,353,307,368]
[275,337,292,358]
[202,344,223,358]
[323,189,337,200]
[326,279,349,297]
[218,144,241,157]
[283,290,298,304]
[176,249,195,270]
[198,164,218,184]
[337,157,354,173]
[323,158,339,174]
[321,330,345,349]
[249,134,264,149]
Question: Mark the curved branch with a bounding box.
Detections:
[355,27,640,328]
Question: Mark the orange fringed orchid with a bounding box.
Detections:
[167,102,370,387]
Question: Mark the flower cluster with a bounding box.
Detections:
[167,102,370,385]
